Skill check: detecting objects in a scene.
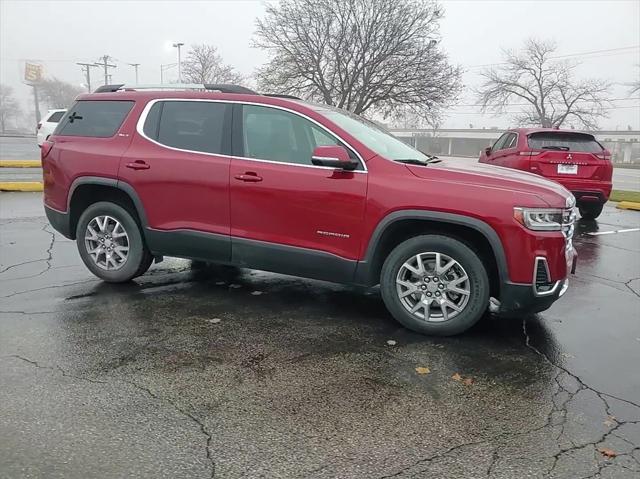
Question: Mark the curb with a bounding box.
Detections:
[0,160,41,168]
[617,201,640,211]
[0,182,43,192]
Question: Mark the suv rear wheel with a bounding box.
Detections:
[578,202,604,220]
[76,202,152,282]
[380,235,490,336]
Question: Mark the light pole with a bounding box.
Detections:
[128,63,140,84]
[173,42,184,83]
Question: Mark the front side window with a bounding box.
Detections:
[492,133,509,151]
[154,101,230,155]
[55,100,134,137]
[503,133,518,149]
[242,105,351,166]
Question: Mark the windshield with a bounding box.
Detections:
[319,108,431,162]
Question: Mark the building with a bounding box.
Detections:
[391,128,640,164]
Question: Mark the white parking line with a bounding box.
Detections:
[587,228,640,236]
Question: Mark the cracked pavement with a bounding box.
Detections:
[1,192,639,478]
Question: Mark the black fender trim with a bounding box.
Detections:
[63,176,150,240]
[353,210,510,286]
[67,177,149,227]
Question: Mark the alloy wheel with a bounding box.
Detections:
[396,252,471,322]
[84,215,130,270]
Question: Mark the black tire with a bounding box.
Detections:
[579,202,604,220]
[76,201,152,283]
[380,235,490,336]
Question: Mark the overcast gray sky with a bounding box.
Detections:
[1,0,639,129]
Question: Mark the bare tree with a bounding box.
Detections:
[182,44,243,84]
[254,0,461,122]
[0,84,20,133]
[38,77,84,109]
[476,39,611,129]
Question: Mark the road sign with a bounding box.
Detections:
[24,62,43,83]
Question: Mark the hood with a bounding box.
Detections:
[406,160,573,208]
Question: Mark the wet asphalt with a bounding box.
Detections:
[0,192,639,479]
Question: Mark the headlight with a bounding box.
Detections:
[513,207,572,231]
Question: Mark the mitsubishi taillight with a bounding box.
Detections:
[595,153,611,160]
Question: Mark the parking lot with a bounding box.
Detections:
[1,136,639,192]
[1,190,639,478]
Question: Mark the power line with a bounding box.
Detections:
[466,45,640,69]
[95,55,116,85]
[452,97,640,108]
[448,105,640,115]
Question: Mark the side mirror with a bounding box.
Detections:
[311,145,358,171]
[484,147,492,157]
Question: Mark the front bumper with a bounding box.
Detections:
[497,246,576,315]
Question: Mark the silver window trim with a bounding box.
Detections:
[135,98,367,173]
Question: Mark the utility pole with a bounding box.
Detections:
[173,42,184,82]
[95,55,116,85]
[77,62,98,92]
[128,63,140,84]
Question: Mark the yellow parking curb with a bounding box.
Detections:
[0,182,43,192]
[0,160,41,168]
[617,201,640,211]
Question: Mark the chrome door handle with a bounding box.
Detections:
[234,173,263,182]
[125,160,150,170]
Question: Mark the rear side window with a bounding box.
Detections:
[47,111,65,123]
[55,101,134,137]
[152,101,230,155]
[528,132,603,153]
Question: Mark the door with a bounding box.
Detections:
[229,104,368,283]
[119,99,233,261]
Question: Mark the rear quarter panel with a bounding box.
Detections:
[43,102,142,212]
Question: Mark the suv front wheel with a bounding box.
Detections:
[380,235,490,336]
[76,202,153,282]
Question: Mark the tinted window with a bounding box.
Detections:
[242,105,344,166]
[156,101,229,154]
[528,132,603,153]
[504,133,517,149]
[47,111,65,123]
[56,101,133,137]
[492,133,509,151]
[143,102,162,140]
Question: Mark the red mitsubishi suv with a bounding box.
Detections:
[479,128,613,219]
[42,84,577,336]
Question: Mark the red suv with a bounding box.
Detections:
[479,128,613,219]
[42,84,577,336]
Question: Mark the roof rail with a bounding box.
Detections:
[204,84,257,94]
[92,83,259,94]
[264,93,302,100]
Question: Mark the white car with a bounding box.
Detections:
[37,109,66,146]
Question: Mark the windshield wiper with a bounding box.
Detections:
[541,145,570,151]
[395,155,441,166]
